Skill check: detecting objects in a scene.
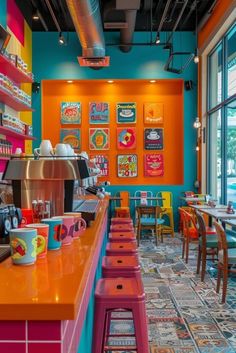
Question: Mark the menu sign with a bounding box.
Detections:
[90,155,109,177]
[144,102,164,124]
[116,102,136,123]
[60,128,81,150]
[144,128,163,150]
[61,102,81,124]
[117,154,138,178]
[144,154,164,177]
[89,102,109,124]
[89,128,110,150]
[117,127,136,149]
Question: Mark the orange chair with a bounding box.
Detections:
[114,191,130,218]
[180,208,199,263]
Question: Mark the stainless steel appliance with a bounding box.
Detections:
[3,158,91,216]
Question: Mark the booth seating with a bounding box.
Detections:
[92,277,149,353]
[109,231,137,243]
[106,242,138,256]
[102,255,141,281]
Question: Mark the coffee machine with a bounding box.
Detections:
[3,158,91,216]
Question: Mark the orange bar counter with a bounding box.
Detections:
[0,199,108,353]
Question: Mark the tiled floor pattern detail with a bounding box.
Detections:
[108,234,236,353]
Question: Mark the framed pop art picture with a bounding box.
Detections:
[89,102,109,124]
[144,102,164,124]
[144,154,164,177]
[60,128,81,151]
[116,102,136,123]
[117,154,138,178]
[89,128,110,150]
[60,102,81,124]
[117,127,136,149]
[144,128,164,150]
[90,155,109,177]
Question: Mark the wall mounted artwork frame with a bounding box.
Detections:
[60,102,81,124]
[60,128,81,151]
[89,102,109,124]
[144,128,164,150]
[90,154,109,177]
[116,102,137,123]
[144,154,164,177]
[89,128,110,150]
[117,127,136,149]
[143,102,164,124]
[117,154,138,178]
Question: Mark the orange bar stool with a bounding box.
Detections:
[106,242,138,257]
[110,223,134,233]
[92,277,149,353]
[102,255,141,281]
[108,231,136,243]
[111,217,133,225]
[114,191,131,218]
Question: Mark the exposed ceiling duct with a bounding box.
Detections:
[103,0,141,53]
[65,0,106,62]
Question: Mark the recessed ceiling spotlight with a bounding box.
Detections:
[150,80,156,83]
[107,80,114,83]
[32,11,39,20]
[67,80,73,83]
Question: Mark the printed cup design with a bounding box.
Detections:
[41,218,62,250]
[64,212,87,239]
[26,224,49,258]
[9,228,37,265]
[52,216,74,246]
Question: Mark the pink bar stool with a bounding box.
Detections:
[92,277,149,353]
[109,231,136,243]
[110,224,134,233]
[106,242,138,256]
[111,217,133,225]
[102,255,142,281]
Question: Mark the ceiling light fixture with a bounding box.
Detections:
[58,32,65,45]
[32,10,39,21]
[194,0,199,64]
[107,80,114,83]
[155,32,160,45]
[193,117,201,129]
[150,80,156,83]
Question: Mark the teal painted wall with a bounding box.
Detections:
[32,31,197,228]
[0,0,7,29]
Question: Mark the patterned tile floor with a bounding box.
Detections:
[107,234,236,353]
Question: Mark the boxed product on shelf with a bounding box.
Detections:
[25,124,33,136]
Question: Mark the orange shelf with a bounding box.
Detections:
[0,54,33,83]
[0,86,33,111]
[0,126,35,140]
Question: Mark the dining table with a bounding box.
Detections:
[190,204,236,227]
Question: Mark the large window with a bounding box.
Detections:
[208,24,236,205]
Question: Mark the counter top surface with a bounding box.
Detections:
[0,199,108,320]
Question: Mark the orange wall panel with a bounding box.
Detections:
[42,79,183,185]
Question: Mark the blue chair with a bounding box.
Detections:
[136,205,165,246]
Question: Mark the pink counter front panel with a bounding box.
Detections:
[0,318,82,353]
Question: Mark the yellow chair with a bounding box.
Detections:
[114,191,130,218]
[157,191,174,237]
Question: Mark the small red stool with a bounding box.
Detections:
[92,277,149,353]
[109,231,136,243]
[106,242,138,256]
[110,224,134,233]
[111,217,133,225]
[102,255,142,281]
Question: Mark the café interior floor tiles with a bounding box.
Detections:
[107,233,236,353]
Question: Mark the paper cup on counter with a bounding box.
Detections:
[26,223,49,258]
[9,228,37,265]
[63,212,86,239]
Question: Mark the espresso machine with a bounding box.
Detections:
[3,158,91,216]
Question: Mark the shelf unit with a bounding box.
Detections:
[0,126,35,140]
[0,86,33,112]
[0,54,33,83]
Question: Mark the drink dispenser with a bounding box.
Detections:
[3,158,91,216]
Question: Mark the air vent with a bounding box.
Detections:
[78,56,110,67]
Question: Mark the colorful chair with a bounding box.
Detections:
[157,191,174,237]
[136,205,165,245]
[181,208,199,263]
[114,191,130,218]
[214,221,236,303]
